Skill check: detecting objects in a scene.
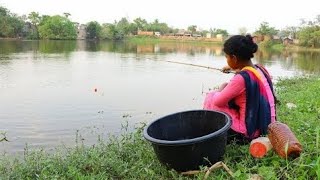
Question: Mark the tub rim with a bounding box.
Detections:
[143,109,232,146]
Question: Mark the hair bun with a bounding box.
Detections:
[223,35,258,60]
[245,34,253,42]
[245,34,258,53]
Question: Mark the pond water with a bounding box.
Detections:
[0,40,319,153]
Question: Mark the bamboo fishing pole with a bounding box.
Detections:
[161,60,235,74]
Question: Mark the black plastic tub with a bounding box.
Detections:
[143,110,231,172]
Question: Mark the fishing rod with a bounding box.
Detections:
[161,60,235,74]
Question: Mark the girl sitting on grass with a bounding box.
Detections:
[203,35,277,143]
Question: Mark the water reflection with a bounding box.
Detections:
[0,40,77,54]
[38,40,76,54]
[255,48,320,74]
[0,40,37,54]
[1,40,320,74]
[1,39,319,153]
[294,51,320,73]
[75,40,224,56]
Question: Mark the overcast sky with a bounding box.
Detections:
[1,0,319,34]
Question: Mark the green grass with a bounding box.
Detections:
[126,36,162,44]
[285,45,320,52]
[0,77,320,179]
[271,44,285,51]
[258,41,285,52]
[126,36,223,46]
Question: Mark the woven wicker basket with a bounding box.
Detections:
[268,121,302,158]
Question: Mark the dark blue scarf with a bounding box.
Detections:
[238,65,272,139]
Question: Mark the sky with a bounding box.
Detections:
[0,0,319,34]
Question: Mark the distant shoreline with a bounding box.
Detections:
[284,45,320,52]
[1,37,320,51]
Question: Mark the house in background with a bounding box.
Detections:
[76,23,87,40]
[192,33,202,37]
[154,32,161,37]
[22,22,37,38]
[137,30,154,36]
[283,37,294,45]
[174,29,192,37]
[272,35,282,43]
[216,34,223,41]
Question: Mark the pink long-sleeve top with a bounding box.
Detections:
[203,68,276,136]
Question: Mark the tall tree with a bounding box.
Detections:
[133,17,147,31]
[0,6,10,37]
[149,19,160,32]
[279,26,298,39]
[187,25,197,34]
[86,21,102,39]
[0,6,24,37]
[9,13,24,37]
[255,22,278,36]
[38,15,77,39]
[27,11,41,39]
[297,15,320,48]
[147,19,170,34]
[117,17,131,35]
[212,28,229,37]
[100,23,116,40]
[28,12,40,26]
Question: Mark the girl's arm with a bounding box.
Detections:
[211,74,245,107]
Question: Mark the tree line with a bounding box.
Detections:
[0,6,230,41]
[0,5,319,48]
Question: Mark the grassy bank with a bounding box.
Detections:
[0,77,319,179]
[284,45,320,52]
[258,41,320,53]
[258,41,285,52]
[126,36,223,46]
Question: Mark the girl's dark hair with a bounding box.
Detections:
[223,35,258,60]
